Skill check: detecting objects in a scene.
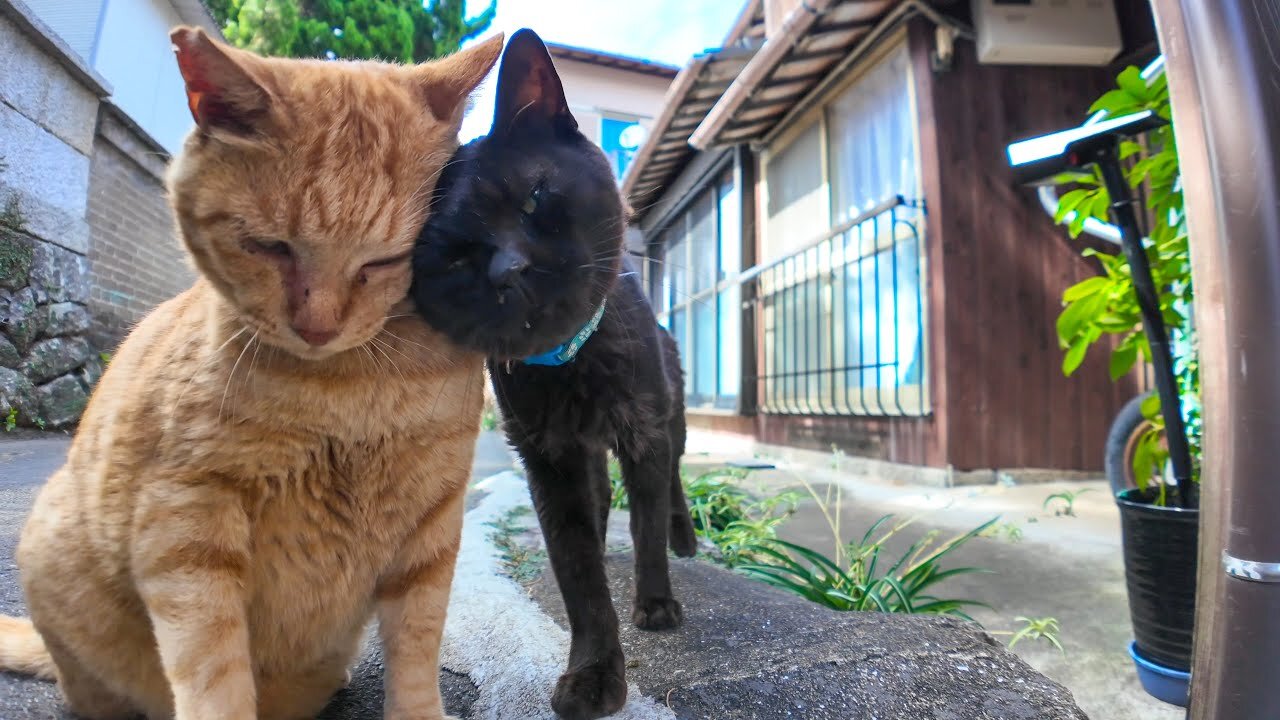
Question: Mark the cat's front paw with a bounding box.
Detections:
[551,659,627,720]
[632,596,683,631]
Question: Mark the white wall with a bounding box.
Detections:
[555,57,672,130]
[92,0,191,153]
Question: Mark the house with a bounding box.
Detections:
[544,42,678,183]
[623,0,1158,481]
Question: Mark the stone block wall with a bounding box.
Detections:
[86,105,194,350]
[0,1,109,428]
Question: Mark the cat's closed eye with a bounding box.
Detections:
[362,251,411,271]
[247,238,292,258]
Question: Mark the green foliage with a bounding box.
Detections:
[208,0,497,62]
[479,405,498,431]
[99,352,112,366]
[1052,63,1201,496]
[1042,488,1093,517]
[737,515,996,620]
[608,456,628,510]
[979,520,1024,543]
[683,469,801,567]
[4,408,16,432]
[1007,616,1065,653]
[608,465,800,566]
[1,193,25,236]
[486,505,546,585]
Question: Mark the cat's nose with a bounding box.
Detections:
[489,248,530,289]
[293,323,339,347]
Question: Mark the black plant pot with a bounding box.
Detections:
[1116,488,1199,671]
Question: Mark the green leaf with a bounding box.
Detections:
[1063,338,1089,376]
[1088,88,1135,116]
[1054,189,1091,224]
[1117,66,1149,102]
[1140,393,1162,419]
[1109,342,1138,380]
[1062,276,1109,302]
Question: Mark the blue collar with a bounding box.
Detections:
[521,302,606,366]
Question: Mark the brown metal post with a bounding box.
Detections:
[1150,0,1280,716]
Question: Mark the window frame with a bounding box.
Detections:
[755,34,931,417]
[649,154,744,413]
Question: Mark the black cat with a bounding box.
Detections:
[410,29,697,720]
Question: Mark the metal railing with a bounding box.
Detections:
[739,196,928,417]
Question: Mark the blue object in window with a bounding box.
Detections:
[600,117,645,181]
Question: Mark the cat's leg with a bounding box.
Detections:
[375,485,466,720]
[132,485,257,720]
[588,451,612,551]
[665,411,697,558]
[41,634,137,720]
[523,447,627,720]
[618,439,683,631]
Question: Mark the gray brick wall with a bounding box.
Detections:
[86,104,195,350]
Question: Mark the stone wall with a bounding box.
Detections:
[86,104,194,350]
[0,0,109,428]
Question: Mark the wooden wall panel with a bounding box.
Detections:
[910,18,1145,471]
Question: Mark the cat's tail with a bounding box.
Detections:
[0,615,56,680]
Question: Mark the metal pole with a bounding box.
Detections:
[1149,0,1280,716]
[1092,146,1193,509]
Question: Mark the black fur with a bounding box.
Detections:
[410,29,696,720]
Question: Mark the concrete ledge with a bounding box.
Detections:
[530,554,1088,720]
[0,0,110,99]
[97,102,171,181]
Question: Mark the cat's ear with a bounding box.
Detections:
[170,26,273,138]
[416,34,505,125]
[492,29,577,137]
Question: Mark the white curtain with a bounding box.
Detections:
[827,44,919,222]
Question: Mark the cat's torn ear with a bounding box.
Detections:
[171,26,272,138]
[417,33,504,125]
[493,28,577,137]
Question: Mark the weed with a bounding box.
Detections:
[980,521,1024,543]
[1043,489,1094,517]
[32,416,45,431]
[1006,616,1065,653]
[738,514,997,620]
[683,469,800,567]
[608,456,627,509]
[4,407,16,432]
[830,443,846,471]
[99,351,112,366]
[485,505,546,585]
[607,465,799,566]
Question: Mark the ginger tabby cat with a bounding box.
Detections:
[0,27,501,720]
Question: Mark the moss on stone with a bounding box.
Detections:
[0,196,34,287]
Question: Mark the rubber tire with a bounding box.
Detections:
[1105,391,1156,497]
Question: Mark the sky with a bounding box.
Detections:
[458,0,746,140]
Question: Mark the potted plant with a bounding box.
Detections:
[1049,61,1199,706]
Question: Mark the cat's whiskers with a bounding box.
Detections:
[369,337,409,386]
[219,330,259,424]
[172,326,249,416]
[380,328,450,365]
[372,334,423,372]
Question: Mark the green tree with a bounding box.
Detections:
[207,0,497,62]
